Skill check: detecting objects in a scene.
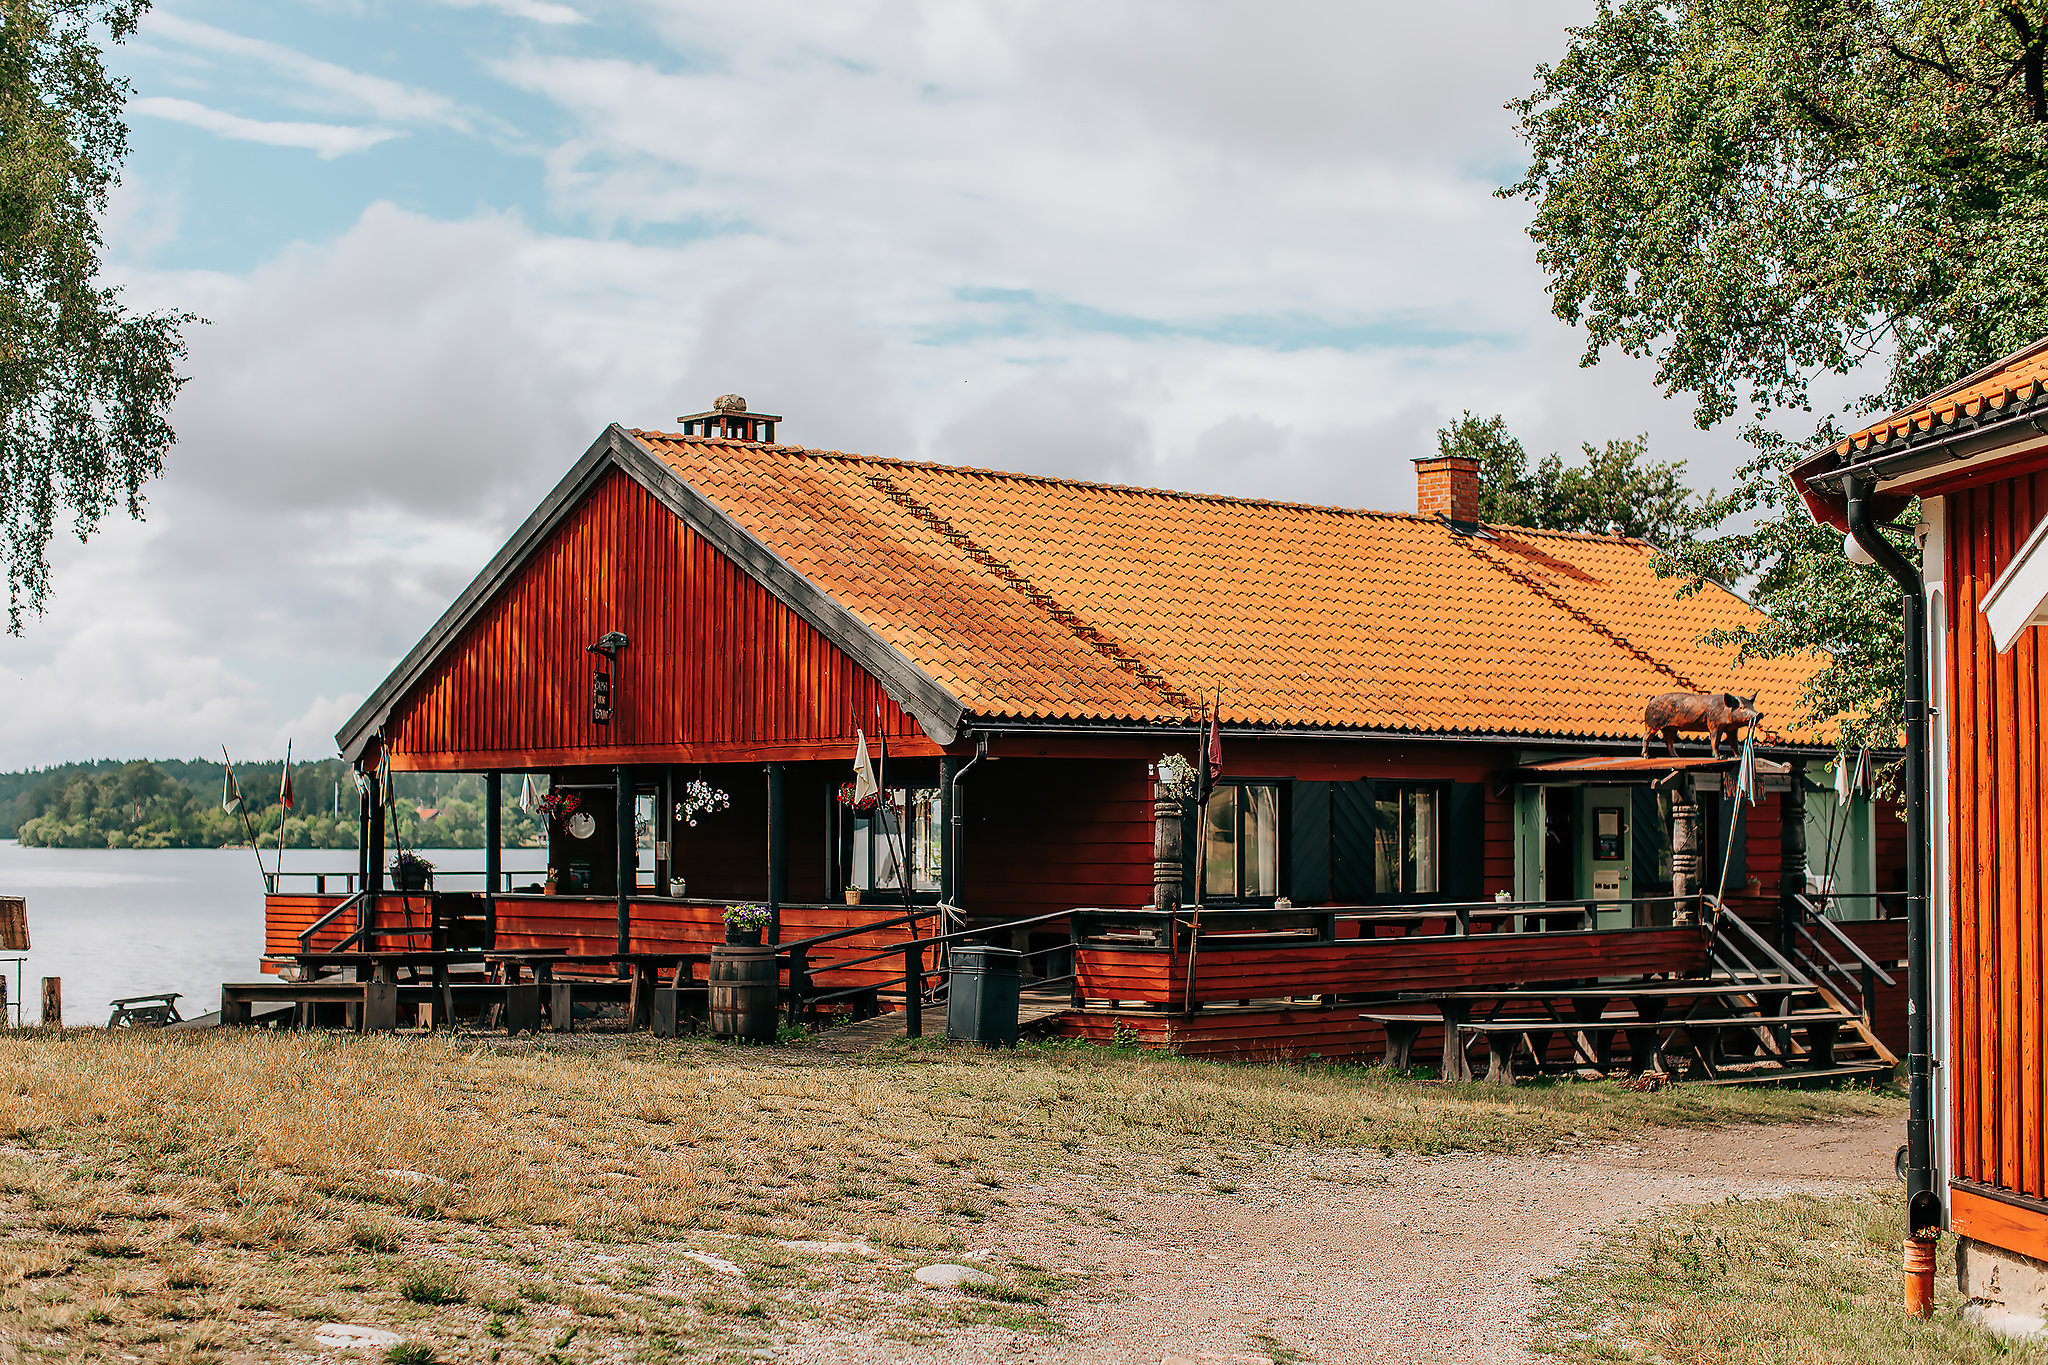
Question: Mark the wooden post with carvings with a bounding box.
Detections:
[1671,786,1701,925]
[40,977,60,1028]
[1152,781,1183,915]
[1780,758,1807,954]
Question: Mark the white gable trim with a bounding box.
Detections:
[1980,510,2048,653]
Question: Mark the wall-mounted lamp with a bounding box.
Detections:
[588,632,629,724]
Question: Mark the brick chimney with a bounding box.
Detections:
[1413,454,1480,524]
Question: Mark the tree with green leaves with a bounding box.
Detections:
[1437,411,1720,547]
[2,0,192,631]
[1498,0,2038,749]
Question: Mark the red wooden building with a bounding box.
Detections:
[260,399,1905,1074]
[1795,341,2048,1328]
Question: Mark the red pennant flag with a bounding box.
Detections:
[1197,696,1224,803]
[279,741,295,811]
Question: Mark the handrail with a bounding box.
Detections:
[299,890,368,953]
[785,908,1076,974]
[1794,894,1900,987]
[1710,899,1815,985]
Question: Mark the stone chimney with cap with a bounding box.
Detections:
[1412,453,1481,524]
[676,394,783,443]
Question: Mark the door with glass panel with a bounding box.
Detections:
[1201,783,1282,901]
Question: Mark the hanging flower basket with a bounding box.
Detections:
[677,779,730,827]
[1154,753,1199,802]
[837,781,880,813]
[535,789,581,830]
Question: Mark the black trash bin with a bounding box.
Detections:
[946,944,1023,1047]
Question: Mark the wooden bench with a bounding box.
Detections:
[1358,1013,1441,1069]
[1457,1009,1858,1083]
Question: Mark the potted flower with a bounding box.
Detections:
[844,883,862,906]
[723,902,772,946]
[392,851,435,891]
[545,866,560,896]
[836,781,879,813]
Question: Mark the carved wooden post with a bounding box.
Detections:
[1781,759,1807,954]
[1152,781,1184,914]
[1671,786,1701,925]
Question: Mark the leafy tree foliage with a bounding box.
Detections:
[1,759,549,849]
[2,0,193,630]
[1499,0,2020,746]
[1438,411,1720,546]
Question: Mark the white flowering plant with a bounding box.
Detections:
[1154,753,1199,802]
[677,779,731,827]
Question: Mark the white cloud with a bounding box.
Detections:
[129,97,403,159]
[0,0,1806,767]
[138,13,469,130]
[437,0,586,24]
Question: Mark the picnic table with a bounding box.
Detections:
[484,953,714,1033]
[1369,980,1851,1083]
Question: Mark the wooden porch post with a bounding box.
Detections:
[1671,783,1700,924]
[765,763,786,944]
[937,755,958,904]
[366,769,385,893]
[1153,779,1184,914]
[1780,760,1806,954]
[616,766,633,960]
[485,773,501,900]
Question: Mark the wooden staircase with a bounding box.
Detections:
[1688,904,1897,1086]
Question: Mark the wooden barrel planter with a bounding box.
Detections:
[708,945,778,1041]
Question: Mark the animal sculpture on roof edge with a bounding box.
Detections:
[1641,691,1760,759]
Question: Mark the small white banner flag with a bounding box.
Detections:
[852,730,879,804]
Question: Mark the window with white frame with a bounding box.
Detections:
[849,787,942,892]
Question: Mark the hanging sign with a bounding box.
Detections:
[588,631,628,726]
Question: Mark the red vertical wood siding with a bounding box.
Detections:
[385,469,927,767]
[1945,475,2048,1221]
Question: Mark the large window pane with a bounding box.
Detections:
[1203,786,1238,897]
[1373,797,1402,894]
[854,787,944,891]
[1408,788,1439,893]
[907,788,942,890]
[1245,785,1279,897]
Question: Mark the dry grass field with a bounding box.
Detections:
[0,1027,1899,1364]
[1537,1190,2048,1365]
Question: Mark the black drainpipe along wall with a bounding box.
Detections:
[1846,476,1938,1236]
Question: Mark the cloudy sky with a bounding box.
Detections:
[0,0,1770,769]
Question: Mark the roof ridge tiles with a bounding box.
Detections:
[632,429,1655,543]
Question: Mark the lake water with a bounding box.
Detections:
[0,843,549,1027]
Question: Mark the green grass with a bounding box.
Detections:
[1536,1189,2048,1364]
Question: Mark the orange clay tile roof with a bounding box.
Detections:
[629,430,1827,745]
[1834,337,2048,458]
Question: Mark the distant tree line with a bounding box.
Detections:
[0,759,546,850]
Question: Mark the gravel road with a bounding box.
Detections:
[827,1115,1899,1365]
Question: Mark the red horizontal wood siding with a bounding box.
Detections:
[265,894,353,963]
[1945,475,2048,1241]
[959,758,1153,917]
[1076,926,1707,1008]
[386,468,930,769]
